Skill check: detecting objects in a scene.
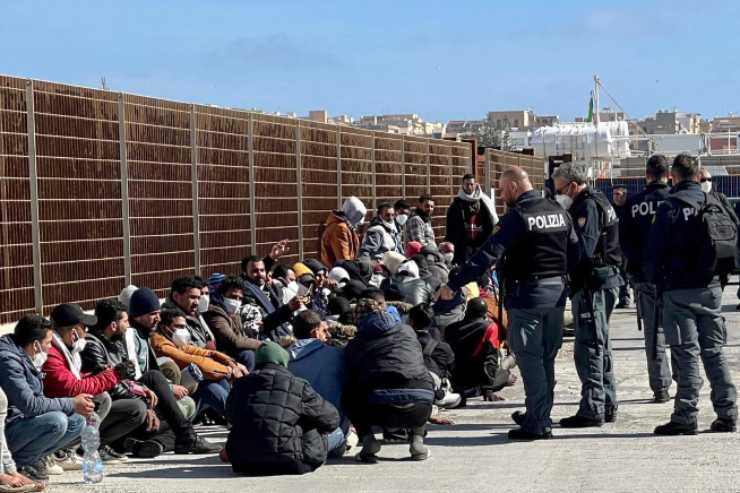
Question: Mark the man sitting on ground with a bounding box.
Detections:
[224,342,341,476]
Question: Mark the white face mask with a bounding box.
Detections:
[72,337,87,354]
[701,181,712,193]
[197,294,210,313]
[442,252,454,265]
[382,219,397,232]
[396,214,409,227]
[32,343,48,370]
[555,194,573,210]
[223,297,241,315]
[283,281,300,304]
[172,328,191,348]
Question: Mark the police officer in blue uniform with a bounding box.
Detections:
[552,163,624,428]
[440,166,579,440]
[647,154,737,435]
[620,154,675,403]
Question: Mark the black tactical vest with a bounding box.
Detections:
[503,196,570,280]
[583,189,622,267]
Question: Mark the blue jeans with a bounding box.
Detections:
[325,427,346,458]
[5,412,85,467]
[194,379,231,417]
[235,350,255,371]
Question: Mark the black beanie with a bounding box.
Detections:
[128,288,161,318]
[465,297,488,321]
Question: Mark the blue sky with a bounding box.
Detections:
[2,0,738,122]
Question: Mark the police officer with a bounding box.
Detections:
[620,154,674,403]
[647,154,737,435]
[552,162,623,428]
[440,166,579,440]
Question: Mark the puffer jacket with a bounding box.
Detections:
[397,278,434,307]
[42,345,119,399]
[0,335,74,425]
[225,363,339,476]
[149,333,232,381]
[202,303,261,359]
[359,217,402,261]
[344,312,433,394]
[320,211,360,268]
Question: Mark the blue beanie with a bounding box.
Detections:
[207,272,226,291]
[128,288,161,318]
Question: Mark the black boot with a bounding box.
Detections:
[560,415,603,428]
[654,421,698,436]
[709,418,737,433]
[507,428,552,441]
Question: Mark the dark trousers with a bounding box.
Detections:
[100,398,148,446]
[235,349,256,371]
[345,397,432,439]
[138,370,193,439]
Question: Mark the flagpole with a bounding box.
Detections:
[593,74,600,180]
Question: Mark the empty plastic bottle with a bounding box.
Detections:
[81,412,104,484]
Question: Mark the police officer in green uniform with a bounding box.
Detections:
[647,154,737,435]
[441,166,579,440]
[552,163,624,428]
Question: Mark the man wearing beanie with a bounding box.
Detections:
[125,288,219,455]
[224,341,341,476]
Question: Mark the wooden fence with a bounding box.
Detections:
[0,75,473,323]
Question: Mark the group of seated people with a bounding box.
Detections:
[0,191,514,486]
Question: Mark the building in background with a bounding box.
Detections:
[487,110,534,130]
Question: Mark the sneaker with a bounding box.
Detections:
[355,435,381,464]
[174,435,220,455]
[345,429,359,452]
[52,450,82,471]
[708,418,737,433]
[43,455,63,475]
[99,445,128,464]
[559,415,604,428]
[435,391,462,409]
[122,437,164,459]
[653,391,671,403]
[18,460,49,482]
[409,434,430,461]
[507,428,553,441]
[654,421,698,436]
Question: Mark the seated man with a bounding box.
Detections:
[224,342,340,476]
[288,311,346,426]
[343,290,434,463]
[161,277,216,350]
[86,290,217,456]
[202,276,261,370]
[0,315,88,481]
[43,303,146,463]
[151,310,243,420]
[445,298,513,404]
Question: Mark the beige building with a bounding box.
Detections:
[487,110,534,130]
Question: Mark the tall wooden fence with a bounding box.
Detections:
[478,148,547,215]
[0,76,473,323]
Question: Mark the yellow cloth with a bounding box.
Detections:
[293,262,313,278]
[464,282,479,301]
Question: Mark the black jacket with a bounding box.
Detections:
[81,332,140,400]
[444,196,495,265]
[621,182,670,281]
[444,317,500,393]
[416,329,455,380]
[225,363,339,476]
[344,312,433,394]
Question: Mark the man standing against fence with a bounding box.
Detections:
[444,174,498,266]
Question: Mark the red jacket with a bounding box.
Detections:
[42,345,119,398]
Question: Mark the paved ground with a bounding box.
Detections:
[49,291,740,493]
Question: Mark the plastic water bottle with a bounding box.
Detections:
[81,412,104,484]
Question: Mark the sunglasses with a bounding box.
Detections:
[700,178,712,183]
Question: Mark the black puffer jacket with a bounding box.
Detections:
[344,312,433,393]
[225,363,339,476]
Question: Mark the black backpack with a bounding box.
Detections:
[672,192,738,277]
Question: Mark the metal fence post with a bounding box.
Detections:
[401,135,406,199]
[336,127,342,209]
[426,138,431,195]
[118,94,132,286]
[484,149,492,196]
[371,132,377,210]
[248,113,257,253]
[296,121,304,259]
[190,105,201,275]
[25,80,43,313]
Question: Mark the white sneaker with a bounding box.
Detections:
[53,449,83,471]
[44,455,64,475]
[435,391,462,409]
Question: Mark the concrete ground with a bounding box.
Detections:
[49,291,740,493]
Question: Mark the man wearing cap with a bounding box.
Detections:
[43,304,146,464]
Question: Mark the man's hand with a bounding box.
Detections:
[73,394,95,417]
[113,360,136,380]
[269,240,289,260]
[144,409,160,432]
[144,388,158,409]
[438,285,455,301]
[483,389,506,402]
[172,384,189,400]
